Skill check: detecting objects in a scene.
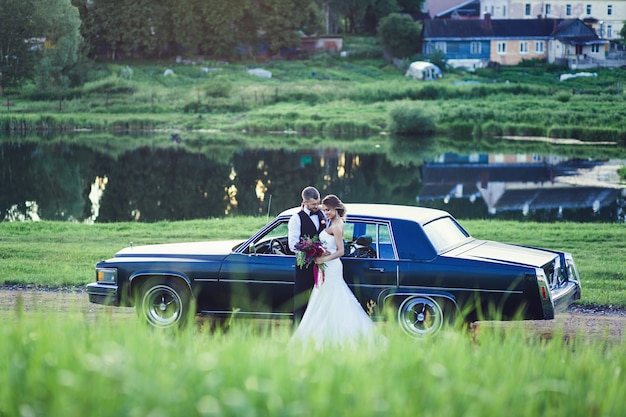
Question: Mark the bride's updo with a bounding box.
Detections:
[322,194,347,219]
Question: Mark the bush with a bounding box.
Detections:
[388,104,436,135]
[203,77,233,98]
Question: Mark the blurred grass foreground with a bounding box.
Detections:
[1,306,625,417]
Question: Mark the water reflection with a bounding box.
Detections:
[1,137,624,222]
[417,153,626,222]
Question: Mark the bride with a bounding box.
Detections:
[289,194,383,351]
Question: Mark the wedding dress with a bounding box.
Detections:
[290,229,383,351]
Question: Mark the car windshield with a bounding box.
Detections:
[422,216,471,252]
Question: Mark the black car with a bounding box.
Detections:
[87,204,581,337]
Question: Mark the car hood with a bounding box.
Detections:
[115,240,244,257]
[446,239,557,267]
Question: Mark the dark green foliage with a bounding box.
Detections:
[0,0,38,90]
[377,13,421,59]
[388,104,435,135]
[203,77,233,98]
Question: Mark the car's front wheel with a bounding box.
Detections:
[136,278,191,329]
[397,296,447,338]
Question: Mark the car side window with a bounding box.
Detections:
[377,224,395,260]
[343,221,395,260]
[248,221,292,255]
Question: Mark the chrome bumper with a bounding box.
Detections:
[86,282,120,306]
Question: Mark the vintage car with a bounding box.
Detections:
[87,204,581,338]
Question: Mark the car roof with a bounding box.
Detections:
[278,203,451,225]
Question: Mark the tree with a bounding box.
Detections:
[329,0,374,33]
[396,0,424,14]
[91,0,169,59]
[363,0,400,35]
[0,0,38,92]
[256,0,320,55]
[620,20,626,45]
[33,0,83,92]
[377,12,421,59]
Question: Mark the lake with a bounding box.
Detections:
[1,133,625,222]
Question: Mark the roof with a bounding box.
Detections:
[408,61,441,70]
[423,18,599,41]
[435,0,480,18]
[278,204,450,225]
[426,0,474,18]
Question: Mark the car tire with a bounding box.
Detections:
[137,278,191,329]
[397,295,447,338]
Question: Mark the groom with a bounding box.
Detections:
[288,186,326,324]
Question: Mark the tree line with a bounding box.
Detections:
[0,0,423,93]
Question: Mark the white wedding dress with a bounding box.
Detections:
[290,229,383,351]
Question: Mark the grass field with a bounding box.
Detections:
[2,36,626,141]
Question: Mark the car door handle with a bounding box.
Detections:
[368,267,385,273]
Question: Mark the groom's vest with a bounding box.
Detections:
[298,210,324,239]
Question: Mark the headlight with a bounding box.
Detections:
[96,268,117,284]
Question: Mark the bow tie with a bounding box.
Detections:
[309,211,318,216]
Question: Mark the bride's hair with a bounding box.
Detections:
[322,194,347,219]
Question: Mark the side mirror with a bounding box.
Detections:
[249,243,257,256]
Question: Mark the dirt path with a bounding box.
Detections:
[1,287,624,341]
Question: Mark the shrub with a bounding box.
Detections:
[377,13,421,59]
[555,91,571,102]
[388,104,436,135]
[203,77,233,98]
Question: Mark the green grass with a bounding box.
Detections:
[0,219,624,307]
[1,309,624,417]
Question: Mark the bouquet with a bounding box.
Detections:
[294,235,327,287]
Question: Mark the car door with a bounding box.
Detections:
[341,220,398,310]
[216,221,295,317]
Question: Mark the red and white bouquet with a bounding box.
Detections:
[294,235,326,287]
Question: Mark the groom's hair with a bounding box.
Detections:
[301,186,320,201]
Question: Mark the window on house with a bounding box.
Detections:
[434,42,447,53]
[586,4,591,14]
[608,5,613,15]
[491,5,494,15]
[566,4,571,15]
[520,42,529,53]
[503,5,507,16]
[591,44,600,53]
[535,41,544,53]
[525,3,531,15]
[546,4,551,15]
[497,42,506,54]
[470,42,481,54]
[607,25,612,37]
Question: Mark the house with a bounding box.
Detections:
[479,1,625,41]
[422,15,607,69]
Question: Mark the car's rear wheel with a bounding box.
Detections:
[137,278,191,329]
[397,296,446,338]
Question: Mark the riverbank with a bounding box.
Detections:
[2,48,626,143]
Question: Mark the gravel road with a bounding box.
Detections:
[1,286,624,341]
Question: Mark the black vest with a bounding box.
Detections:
[298,210,323,238]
